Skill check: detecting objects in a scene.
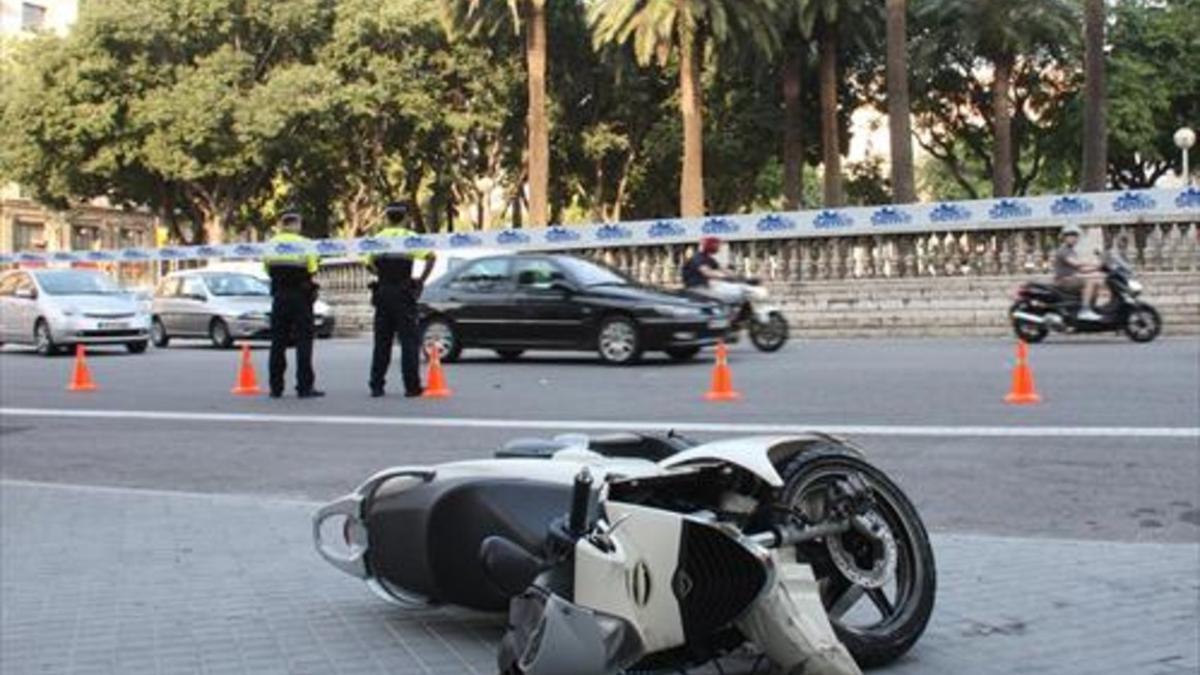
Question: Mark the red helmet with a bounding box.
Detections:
[701,236,721,254]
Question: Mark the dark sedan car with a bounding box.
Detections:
[419,253,728,364]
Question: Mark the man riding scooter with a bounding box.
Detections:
[682,237,790,352]
[1054,225,1103,322]
[682,236,745,304]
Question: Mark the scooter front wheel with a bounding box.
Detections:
[777,444,936,669]
[749,312,789,352]
[1124,304,1161,343]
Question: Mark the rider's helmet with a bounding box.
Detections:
[700,236,721,255]
[1061,224,1082,239]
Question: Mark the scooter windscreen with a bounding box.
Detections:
[499,587,644,675]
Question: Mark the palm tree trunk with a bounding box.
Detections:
[526,0,550,226]
[782,43,805,210]
[1081,0,1107,191]
[678,19,705,217]
[991,51,1015,197]
[885,0,915,203]
[818,24,843,207]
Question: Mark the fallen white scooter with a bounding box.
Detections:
[314,432,935,674]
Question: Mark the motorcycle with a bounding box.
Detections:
[1010,251,1161,343]
[313,432,936,674]
[694,275,790,352]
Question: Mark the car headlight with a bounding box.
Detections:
[652,304,702,318]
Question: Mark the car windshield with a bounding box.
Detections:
[555,257,630,287]
[34,270,123,295]
[205,273,270,296]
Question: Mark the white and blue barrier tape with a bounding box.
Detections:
[3,187,1197,266]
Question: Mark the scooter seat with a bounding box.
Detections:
[496,433,687,462]
[366,476,572,611]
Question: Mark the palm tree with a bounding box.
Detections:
[1081,0,1107,191]
[589,0,779,217]
[924,0,1077,197]
[444,0,552,227]
[773,2,812,210]
[797,0,867,207]
[885,0,915,202]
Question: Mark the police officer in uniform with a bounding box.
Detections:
[262,208,324,398]
[367,202,436,398]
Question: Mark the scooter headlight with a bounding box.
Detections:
[1127,279,1144,294]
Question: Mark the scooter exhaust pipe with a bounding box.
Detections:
[1011,311,1046,325]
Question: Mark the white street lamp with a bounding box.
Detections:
[1175,127,1196,187]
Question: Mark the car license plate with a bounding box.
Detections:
[98,321,129,329]
[708,318,729,329]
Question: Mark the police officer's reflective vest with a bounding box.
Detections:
[262,232,319,291]
[366,227,431,285]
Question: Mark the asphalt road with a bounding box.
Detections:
[2,336,1198,543]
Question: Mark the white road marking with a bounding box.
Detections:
[2,407,1198,438]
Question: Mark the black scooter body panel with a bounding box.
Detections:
[366,477,571,611]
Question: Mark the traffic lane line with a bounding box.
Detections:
[3,407,1197,438]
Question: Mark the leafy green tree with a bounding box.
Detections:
[589,0,780,217]
[0,0,339,243]
[1104,0,1199,188]
[918,0,1077,197]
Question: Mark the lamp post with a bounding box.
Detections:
[1175,127,1196,187]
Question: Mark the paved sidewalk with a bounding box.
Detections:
[1,481,1196,675]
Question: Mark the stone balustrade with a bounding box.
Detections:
[317,219,1200,338]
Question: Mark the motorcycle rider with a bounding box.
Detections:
[682,236,744,305]
[1054,225,1103,321]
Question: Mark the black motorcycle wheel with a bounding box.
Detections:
[1009,302,1048,343]
[749,312,789,352]
[1124,305,1161,343]
[777,445,936,669]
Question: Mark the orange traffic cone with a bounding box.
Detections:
[422,344,453,399]
[704,342,742,401]
[66,344,97,392]
[1004,340,1042,405]
[231,343,264,396]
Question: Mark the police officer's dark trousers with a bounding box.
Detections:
[269,286,316,395]
[369,283,421,395]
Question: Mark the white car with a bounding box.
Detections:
[150,270,334,348]
[0,268,151,355]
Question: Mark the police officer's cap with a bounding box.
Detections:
[280,205,303,222]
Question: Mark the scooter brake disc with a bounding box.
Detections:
[826,511,897,590]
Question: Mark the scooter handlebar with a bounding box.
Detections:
[568,469,594,536]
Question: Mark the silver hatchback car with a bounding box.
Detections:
[150,271,334,348]
[0,268,151,355]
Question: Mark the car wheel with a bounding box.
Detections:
[597,316,642,365]
[665,346,701,361]
[209,318,233,349]
[151,317,170,348]
[421,317,462,362]
[495,349,525,362]
[34,319,60,357]
[126,341,149,354]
